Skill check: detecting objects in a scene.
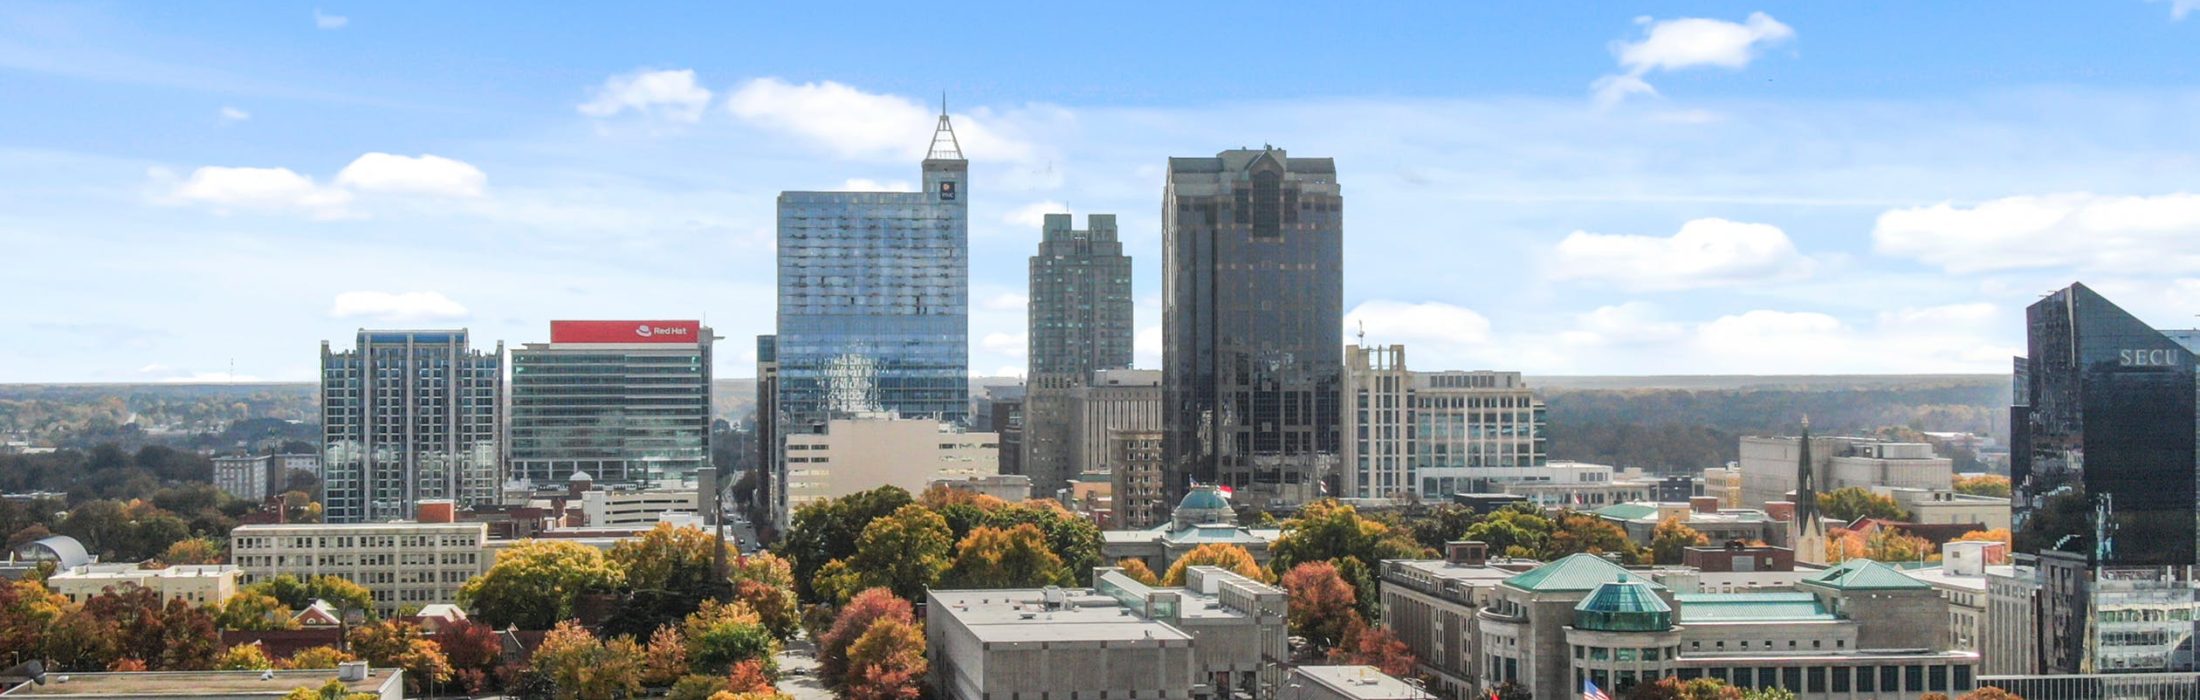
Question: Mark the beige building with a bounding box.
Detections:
[1068,368,1163,478]
[1110,429,1168,529]
[1884,488,2011,530]
[928,474,1035,502]
[46,563,242,606]
[1903,541,2008,654]
[1739,436,1951,508]
[229,519,490,615]
[579,486,700,527]
[782,413,998,514]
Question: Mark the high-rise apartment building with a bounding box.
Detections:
[320,330,503,523]
[1162,147,1343,510]
[773,111,970,429]
[754,334,779,520]
[2009,282,2200,674]
[1341,345,1548,500]
[1023,213,1135,498]
[509,321,714,487]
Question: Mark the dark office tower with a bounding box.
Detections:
[1023,213,1134,497]
[774,109,969,428]
[2011,282,2200,674]
[755,335,779,522]
[1161,147,1344,511]
[320,330,503,523]
[509,321,714,487]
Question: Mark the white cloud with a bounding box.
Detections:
[839,178,913,192]
[158,165,352,218]
[724,78,1037,162]
[1345,300,1492,350]
[334,153,487,197]
[1872,192,2200,274]
[218,106,250,123]
[981,331,1028,359]
[1560,302,1686,347]
[1552,217,1812,291]
[1594,12,1794,106]
[1005,201,1068,229]
[328,291,470,322]
[578,69,713,123]
[2157,0,2200,20]
[313,9,347,30]
[1134,324,1161,370]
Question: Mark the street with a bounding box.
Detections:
[775,634,831,700]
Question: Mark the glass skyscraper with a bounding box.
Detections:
[773,112,969,428]
[1161,147,1344,510]
[320,329,503,523]
[2011,282,2200,674]
[1023,212,1134,496]
[508,320,714,487]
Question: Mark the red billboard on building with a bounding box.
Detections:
[550,320,702,344]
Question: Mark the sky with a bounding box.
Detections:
[6,1,2200,382]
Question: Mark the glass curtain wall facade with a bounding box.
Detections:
[774,124,969,428]
[508,327,713,487]
[1162,147,1344,510]
[2012,282,2200,674]
[320,330,503,523]
[1024,213,1135,497]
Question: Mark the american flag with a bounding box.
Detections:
[1582,679,1610,700]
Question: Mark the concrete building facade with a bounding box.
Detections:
[229,519,490,616]
[46,563,242,607]
[1739,436,1952,509]
[1070,369,1165,479]
[780,413,998,519]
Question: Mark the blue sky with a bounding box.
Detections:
[6,1,2200,382]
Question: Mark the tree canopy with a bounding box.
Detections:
[459,539,626,630]
[1163,543,1267,586]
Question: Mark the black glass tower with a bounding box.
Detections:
[2013,282,2199,566]
[1161,147,1343,510]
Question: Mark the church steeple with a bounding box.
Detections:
[1794,417,1825,534]
[925,94,964,161]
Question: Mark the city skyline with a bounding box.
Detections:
[10,3,2200,382]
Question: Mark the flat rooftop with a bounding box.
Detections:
[1386,558,1538,583]
[1292,665,1422,700]
[931,589,1192,645]
[1,669,398,697]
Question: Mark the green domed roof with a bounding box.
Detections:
[1572,577,1673,632]
[1179,486,1230,512]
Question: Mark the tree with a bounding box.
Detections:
[1626,677,1742,700]
[981,502,1104,584]
[158,537,222,566]
[1490,681,1534,700]
[819,504,952,604]
[730,553,802,641]
[280,678,380,700]
[40,600,120,671]
[1114,558,1161,585]
[458,539,626,630]
[217,590,300,631]
[776,486,914,603]
[244,574,372,619]
[1268,500,1429,581]
[155,597,221,670]
[1954,528,2013,562]
[1544,512,1643,564]
[682,599,779,676]
[216,643,275,671]
[1462,504,1555,558]
[435,619,507,677]
[723,659,778,694]
[0,578,66,665]
[531,620,646,700]
[612,522,733,598]
[1280,561,1363,652]
[283,646,354,670]
[345,619,453,694]
[818,588,914,689]
[1818,487,1909,523]
[1952,474,2011,498]
[1162,543,1267,586]
[1960,687,2024,700]
[1740,689,1795,700]
[1402,503,1483,551]
[843,618,927,700]
[1650,517,1711,565]
[643,625,691,687]
[1327,621,1416,678]
[942,524,1071,589]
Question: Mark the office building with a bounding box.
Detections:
[509,320,714,487]
[926,565,1287,700]
[1739,436,1952,509]
[1343,345,1412,500]
[1112,429,1169,529]
[1163,147,1344,511]
[755,334,780,521]
[578,486,700,527]
[229,514,490,616]
[46,563,242,607]
[1378,543,1542,699]
[1903,540,2009,654]
[977,386,1024,479]
[213,454,317,501]
[1592,499,1781,548]
[1025,213,1136,498]
[1341,346,1548,502]
[773,109,970,428]
[319,330,503,523]
[779,413,997,524]
[2009,282,2200,674]
[1070,369,1165,475]
[1280,666,1423,700]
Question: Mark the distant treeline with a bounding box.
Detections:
[1541,381,2008,473]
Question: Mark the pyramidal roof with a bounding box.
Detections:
[925,97,964,161]
[1804,558,1930,591]
[1504,553,1663,593]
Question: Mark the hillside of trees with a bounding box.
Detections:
[1541,378,2008,473]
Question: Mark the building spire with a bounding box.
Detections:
[1795,417,1823,532]
[926,94,964,161]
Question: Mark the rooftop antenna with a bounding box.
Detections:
[927,92,963,160]
[1356,320,1365,347]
